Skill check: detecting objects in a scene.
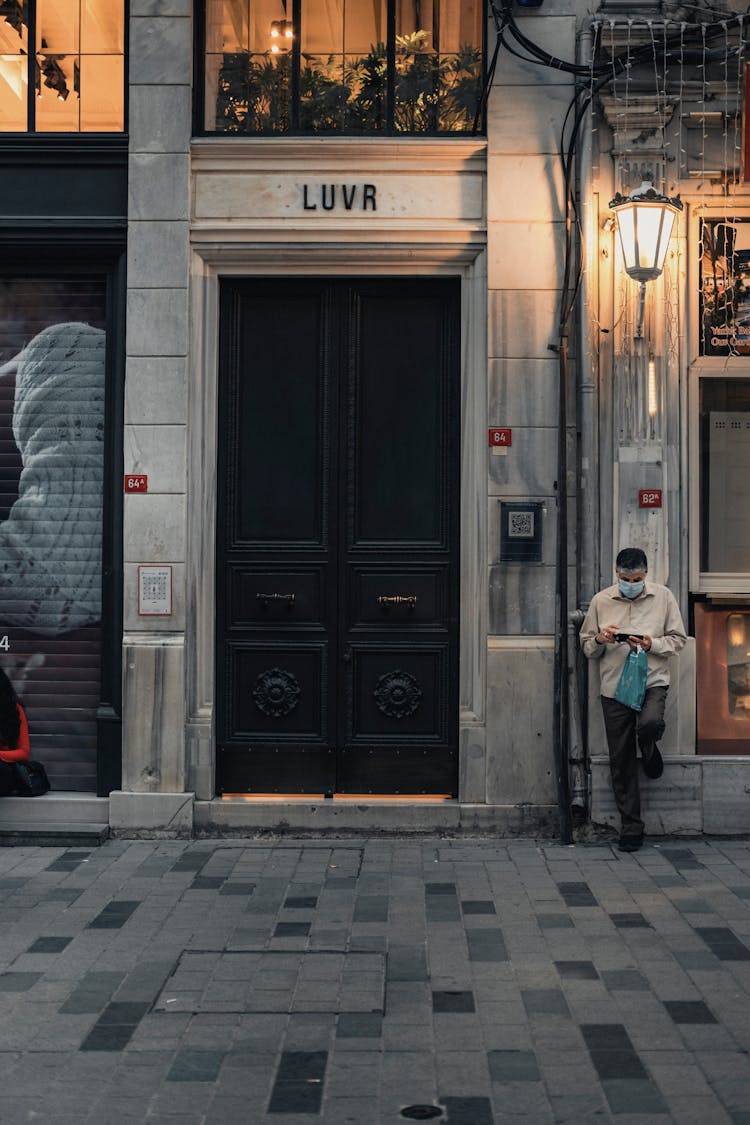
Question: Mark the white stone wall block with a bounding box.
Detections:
[459,727,487,803]
[124,494,186,562]
[129,154,190,221]
[488,565,561,635]
[488,221,565,290]
[124,424,186,493]
[128,221,190,288]
[487,84,572,155]
[489,289,561,359]
[488,154,565,223]
[591,757,703,835]
[109,790,194,834]
[486,644,557,805]
[129,16,193,86]
[127,288,188,357]
[129,85,192,153]
[703,762,750,834]
[489,358,561,427]
[186,720,214,801]
[125,357,187,424]
[122,641,187,793]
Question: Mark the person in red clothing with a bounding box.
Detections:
[0,667,30,796]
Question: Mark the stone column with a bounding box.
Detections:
[112,0,194,833]
[600,94,678,586]
[484,2,576,814]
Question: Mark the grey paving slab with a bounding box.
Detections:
[5,837,750,1121]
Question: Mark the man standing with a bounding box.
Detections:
[580,548,687,852]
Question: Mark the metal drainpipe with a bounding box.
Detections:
[571,21,597,821]
[552,330,573,845]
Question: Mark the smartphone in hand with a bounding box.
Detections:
[614,632,644,643]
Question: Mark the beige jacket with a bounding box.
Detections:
[579,581,687,698]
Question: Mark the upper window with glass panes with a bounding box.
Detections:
[203,0,485,135]
[0,0,124,133]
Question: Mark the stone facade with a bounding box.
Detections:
[101,1,750,836]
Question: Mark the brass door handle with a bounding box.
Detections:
[257,593,295,608]
[377,595,417,609]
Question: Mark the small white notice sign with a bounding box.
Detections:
[138,565,173,616]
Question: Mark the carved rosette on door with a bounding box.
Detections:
[373,671,423,719]
[252,668,301,718]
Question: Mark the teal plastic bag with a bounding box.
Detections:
[614,647,648,711]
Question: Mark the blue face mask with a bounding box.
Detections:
[619,579,644,599]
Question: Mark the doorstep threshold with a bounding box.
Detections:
[197,794,462,834]
[220,793,454,803]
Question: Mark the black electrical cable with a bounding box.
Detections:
[490,0,747,81]
[472,10,507,133]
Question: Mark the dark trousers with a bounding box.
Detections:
[600,687,668,838]
[0,760,17,796]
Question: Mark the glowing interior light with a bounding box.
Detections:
[728,613,747,648]
[648,356,658,417]
[270,20,293,49]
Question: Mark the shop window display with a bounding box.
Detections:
[695,604,750,753]
[0,0,124,132]
[0,278,106,790]
[203,0,484,134]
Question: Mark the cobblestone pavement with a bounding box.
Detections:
[2,837,750,1124]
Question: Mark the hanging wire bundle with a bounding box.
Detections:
[484,0,748,336]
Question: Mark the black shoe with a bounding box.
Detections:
[641,744,664,780]
[618,834,644,853]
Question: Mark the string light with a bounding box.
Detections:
[648,355,658,417]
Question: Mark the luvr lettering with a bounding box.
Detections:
[303,183,377,211]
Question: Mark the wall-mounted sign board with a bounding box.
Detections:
[125,475,148,493]
[138,565,172,616]
[499,501,544,563]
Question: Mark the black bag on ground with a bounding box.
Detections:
[13,760,51,797]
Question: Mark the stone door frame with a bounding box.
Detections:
[185,241,488,802]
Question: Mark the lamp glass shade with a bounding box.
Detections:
[615,198,679,283]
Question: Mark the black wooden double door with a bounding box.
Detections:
[216,278,460,796]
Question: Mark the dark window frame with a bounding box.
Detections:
[0,0,128,137]
[194,0,487,138]
[0,235,126,795]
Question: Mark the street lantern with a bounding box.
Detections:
[609,181,683,336]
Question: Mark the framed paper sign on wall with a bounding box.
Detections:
[138,565,173,616]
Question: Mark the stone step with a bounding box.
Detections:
[0,821,110,847]
[0,793,110,845]
[0,792,109,824]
